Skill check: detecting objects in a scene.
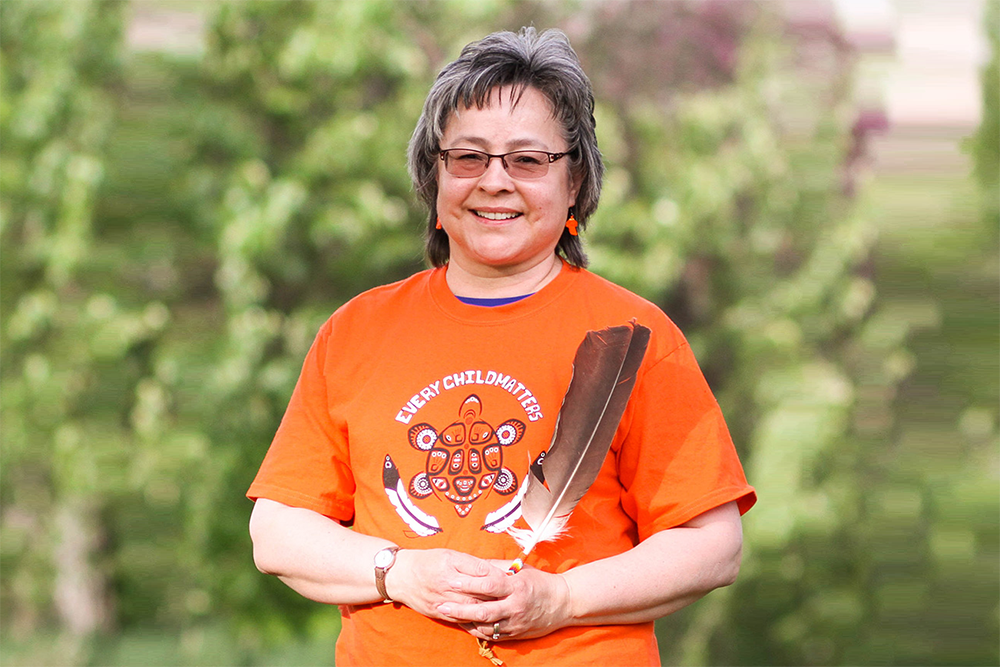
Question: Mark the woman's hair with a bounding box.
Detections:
[408,27,604,268]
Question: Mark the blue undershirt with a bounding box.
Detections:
[454,294,533,307]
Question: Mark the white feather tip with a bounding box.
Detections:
[506,516,569,552]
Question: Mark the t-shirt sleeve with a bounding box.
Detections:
[246,319,356,523]
[617,340,756,541]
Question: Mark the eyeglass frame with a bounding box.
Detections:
[438,148,571,180]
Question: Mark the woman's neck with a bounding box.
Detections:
[445,255,563,299]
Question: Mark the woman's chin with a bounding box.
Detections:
[457,255,525,274]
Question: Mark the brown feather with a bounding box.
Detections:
[508,321,651,555]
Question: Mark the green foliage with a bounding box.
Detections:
[1,0,127,646]
[1,1,996,666]
[970,0,999,234]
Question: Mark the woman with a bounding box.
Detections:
[248,27,755,667]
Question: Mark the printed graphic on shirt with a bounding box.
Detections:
[383,393,531,537]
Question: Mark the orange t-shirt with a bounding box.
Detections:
[248,262,756,666]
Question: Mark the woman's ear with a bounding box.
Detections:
[568,170,583,208]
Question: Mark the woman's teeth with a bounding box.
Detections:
[475,210,520,220]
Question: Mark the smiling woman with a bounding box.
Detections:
[434,85,581,296]
[409,29,606,274]
[246,27,755,667]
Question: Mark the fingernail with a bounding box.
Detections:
[438,604,451,615]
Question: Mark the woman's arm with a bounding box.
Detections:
[250,497,742,637]
[561,501,743,624]
[249,498,508,616]
[436,501,744,640]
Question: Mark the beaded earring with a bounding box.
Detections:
[436,218,442,230]
[566,212,579,236]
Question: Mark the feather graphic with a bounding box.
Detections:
[382,455,442,537]
[507,321,651,558]
[480,476,528,533]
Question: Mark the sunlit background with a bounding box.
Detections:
[1,1,997,665]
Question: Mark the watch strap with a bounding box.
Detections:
[374,546,400,601]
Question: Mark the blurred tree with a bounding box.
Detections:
[1,1,996,665]
[0,1,127,656]
[971,0,998,235]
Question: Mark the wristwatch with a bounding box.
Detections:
[373,546,401,602]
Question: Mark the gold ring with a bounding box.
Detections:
[492,622,501,640]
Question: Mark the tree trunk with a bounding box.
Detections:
[53,499,110,637]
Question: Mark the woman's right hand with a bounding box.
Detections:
[384,548,508,620]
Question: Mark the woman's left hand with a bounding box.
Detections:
[434,562,574,641]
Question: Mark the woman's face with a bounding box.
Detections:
[436,85,581,277]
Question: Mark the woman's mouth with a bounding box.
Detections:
[473,210,521,221]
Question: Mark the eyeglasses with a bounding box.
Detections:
[439,148,570,180]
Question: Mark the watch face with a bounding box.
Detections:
[374,549,394,568]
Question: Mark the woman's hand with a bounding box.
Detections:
[384,549,509,621]
[434,563,573,641]
[430,502,743,640]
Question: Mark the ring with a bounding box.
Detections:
[492,621,501,640]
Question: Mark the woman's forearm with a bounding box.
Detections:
[560,501,743,626]
[250,497,743,632]
[249,498,395,605]
[249,498,512,617]
[438,501,744,641]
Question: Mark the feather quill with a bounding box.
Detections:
[506,321,651,559]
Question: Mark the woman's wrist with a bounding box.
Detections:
[383,547,410,603]
[555,572,577,626]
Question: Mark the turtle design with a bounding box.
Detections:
[406,393,525,518]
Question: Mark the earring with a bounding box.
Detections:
[436,218,442,230]
[566,212,579,236]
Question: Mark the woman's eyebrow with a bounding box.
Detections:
[445,135,551,151]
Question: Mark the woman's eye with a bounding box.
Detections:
[513,153,544,166]
[455,152,485,162]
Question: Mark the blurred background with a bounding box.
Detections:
[1,0,996,665]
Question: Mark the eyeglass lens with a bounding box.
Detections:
[441,150,556,180]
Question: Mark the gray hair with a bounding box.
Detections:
[408,27,604,268]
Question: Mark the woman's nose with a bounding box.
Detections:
[477,156,515,192]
